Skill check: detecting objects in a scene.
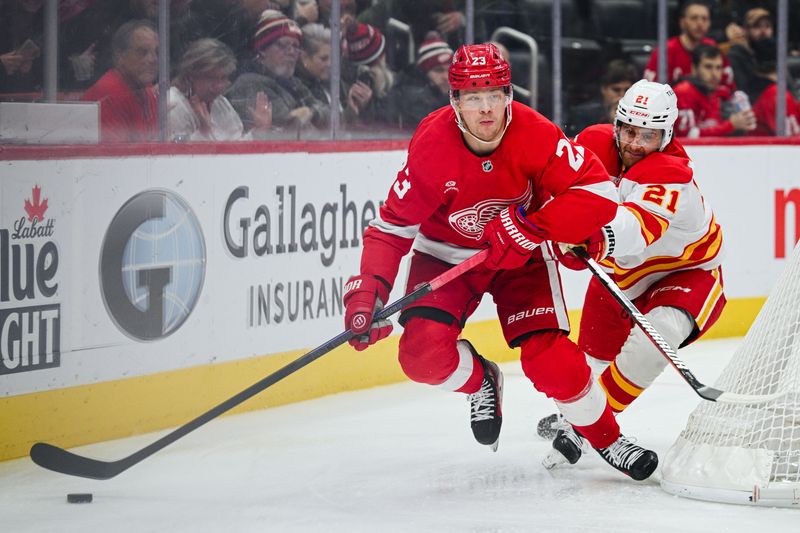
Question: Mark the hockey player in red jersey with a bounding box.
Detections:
[342,43,659,481]
[539,80,726,469]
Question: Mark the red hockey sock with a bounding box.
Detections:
[574,404,619,449]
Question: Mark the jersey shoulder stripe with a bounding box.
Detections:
[624,152,693,185]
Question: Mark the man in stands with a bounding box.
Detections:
[82,20,158,143]
[226,10,326,134]
[644,1,734,91]
[342,43,659,481]
[538,80,727,469]
[727,7,780,99]
[674,44,755,137]
[747,37,800,136]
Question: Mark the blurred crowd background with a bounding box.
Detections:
[2,0,799,143]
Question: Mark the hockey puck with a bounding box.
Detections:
[66,493,93,504]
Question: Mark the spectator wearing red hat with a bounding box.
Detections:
[388,32,453,129]
[226,9,327,134]
[344,22,395,125]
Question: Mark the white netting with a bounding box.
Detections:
[661,243,800,507]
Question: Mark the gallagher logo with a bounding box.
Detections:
[100,190,206,341]
[0,185,61,375]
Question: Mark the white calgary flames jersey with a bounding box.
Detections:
[575,124,724,299]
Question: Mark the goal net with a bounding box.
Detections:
[661,242,800,508]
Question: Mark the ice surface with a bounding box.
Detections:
[1,338,797,532]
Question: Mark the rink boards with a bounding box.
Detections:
[0,139,798,461]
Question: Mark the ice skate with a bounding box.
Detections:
[542,418,586,470]
[464,341,503,452]
[594,434,658,481]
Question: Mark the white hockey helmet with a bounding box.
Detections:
[615,80,679,151]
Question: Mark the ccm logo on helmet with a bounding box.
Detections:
[629,110,650,117]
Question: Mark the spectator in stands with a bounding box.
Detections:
[674,44,756,137]
[0,0,43,93]
[296,22,351,127]
[57,1,114,91]
[296,23,331,104]
[748,37,800,136]
[566,59,637,137]
[388,31,453,129]
[727,7,778,99]
[344,22,395,126]
[226,9,327,134]
[169,38,272,141]
[82,19,158,143]
[644,1,734,91]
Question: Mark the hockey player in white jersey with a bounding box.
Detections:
[539,80,726,467]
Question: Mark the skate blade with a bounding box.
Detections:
[489,439,499,452]
[541,449,569,470]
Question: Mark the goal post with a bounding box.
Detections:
[661,242,800,508]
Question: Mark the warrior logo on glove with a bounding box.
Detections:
[343,274,393,351]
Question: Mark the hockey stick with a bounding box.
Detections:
[573,247,785,405]
[30,249,489,480]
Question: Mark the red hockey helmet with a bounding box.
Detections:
[448,43,511,92]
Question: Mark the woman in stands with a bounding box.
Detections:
[169,38,272,141]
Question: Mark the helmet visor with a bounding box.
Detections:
[456,89,507,111]
[616,123,663,149]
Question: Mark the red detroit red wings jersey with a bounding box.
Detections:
[750,84,800,136]
[673,80,735,137]
[361,101,618,286]
[644,37,735,92]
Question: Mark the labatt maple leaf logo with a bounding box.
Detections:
[24,185,49,222]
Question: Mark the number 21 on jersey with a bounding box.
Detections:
[642,185,680,213]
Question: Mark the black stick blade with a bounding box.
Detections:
[30,442,123,480]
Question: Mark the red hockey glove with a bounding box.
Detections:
[553,225,615,271]
[481,205,543,270]
[343,274,393,351]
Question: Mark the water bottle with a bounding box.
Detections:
[732,90,751,112]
